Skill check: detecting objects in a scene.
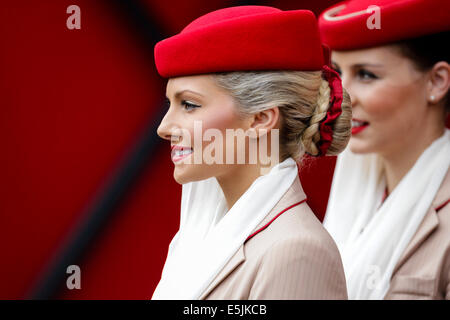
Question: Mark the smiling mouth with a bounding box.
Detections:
[351,119,369,135]
[171,146,193,162]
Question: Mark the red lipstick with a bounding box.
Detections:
[351,118,369,135]
[171,145,193,163]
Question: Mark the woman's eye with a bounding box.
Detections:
[357,69,378,80]
[182,100,201,111]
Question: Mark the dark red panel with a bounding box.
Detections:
[0,0,342,299]
[0,0,178,298]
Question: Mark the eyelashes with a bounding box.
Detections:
[330,68,378,81]
[357,69,378,80]
[164,98,201,111]
[181,100,201,111]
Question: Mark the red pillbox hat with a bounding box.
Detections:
[319,0,450,50]
[154,6,327,78]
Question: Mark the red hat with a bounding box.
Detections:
[318,0,450,50]
[154,6,327,78]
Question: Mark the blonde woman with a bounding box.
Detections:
[151,6,352,299]
[319,0,450,299]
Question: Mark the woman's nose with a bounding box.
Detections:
[157,111,173,141]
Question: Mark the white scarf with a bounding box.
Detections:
[324,129,450,299]
[151,157,298,299]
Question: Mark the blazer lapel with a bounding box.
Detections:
[392,208,438,275]
[392,170,450,276]
[392,169,450,275]
[198,176,306,299]
[199,244,245,299]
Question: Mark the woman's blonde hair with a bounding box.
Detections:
[213,70,352,161]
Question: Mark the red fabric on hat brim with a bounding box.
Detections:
[318,0,450,50]
[154,8,325,78]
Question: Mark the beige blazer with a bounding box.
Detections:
[199,176,348,300]
[385,169,450,300]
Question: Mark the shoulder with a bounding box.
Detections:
[436,201,450,234]
[246,203,347,299]
[434,167,450,214]
[245,202,347,299]
[246,200,341,260]
[267,205,344,273]
[258,230,344,277]
[432,168,450,244]
[388,169,450,299]
[433,180,450,299]
[244,173,341,260]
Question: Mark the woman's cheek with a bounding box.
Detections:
[365,86,414,143]
[204,105,239,129]
[363,84,398,118]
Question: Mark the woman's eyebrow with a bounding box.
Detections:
[352,63,384,68]
[175,90,204,98]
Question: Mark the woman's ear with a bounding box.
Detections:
[249,107,280,137]
[427,61,450,105]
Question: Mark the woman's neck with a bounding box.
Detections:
[381,125,445,195]
[216,161,279,211]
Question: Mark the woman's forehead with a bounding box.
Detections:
[167,75,213,92]
[332,45,405,67]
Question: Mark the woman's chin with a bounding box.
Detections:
[173,168,191,185]
[172,165,211,184]
[348,139,373,155]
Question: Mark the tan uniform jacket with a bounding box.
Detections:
[199,176,348,300]
[385,169,450,299]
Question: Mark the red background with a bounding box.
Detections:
[5,0,439,299]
